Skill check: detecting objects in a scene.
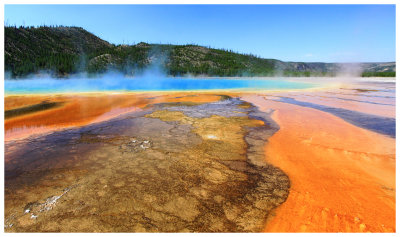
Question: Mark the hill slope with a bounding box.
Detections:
[5,26,396,78]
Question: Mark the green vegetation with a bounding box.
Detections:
[5,26,396,78]
[361,71,396,77]
[281,70,335,77]
[5,26,112,77]
[167,45,276,76]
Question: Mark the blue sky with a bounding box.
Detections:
[4,4,396,62]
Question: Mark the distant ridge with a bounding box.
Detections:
[5,26,396,78]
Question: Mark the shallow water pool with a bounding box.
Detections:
[5,77,316,94]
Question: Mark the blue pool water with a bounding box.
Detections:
[4,76,316,94]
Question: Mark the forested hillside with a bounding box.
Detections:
[5,26,396,78]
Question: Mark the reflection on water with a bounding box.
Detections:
[274,96,396,138]
[4,93,223,141]
[264,80,396,137]
[4,106,140,141]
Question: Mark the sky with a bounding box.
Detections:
[4,4,396,63]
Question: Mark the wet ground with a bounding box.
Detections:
[242,78,396,232]
[271,96,395,137]
[5,95,289,232]
[4,78,396,233]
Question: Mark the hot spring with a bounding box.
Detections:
[4,76,317,94]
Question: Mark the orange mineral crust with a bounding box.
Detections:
[4,93,223,141]
[243,95,395,233]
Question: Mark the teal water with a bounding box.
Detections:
[5,76,316,94]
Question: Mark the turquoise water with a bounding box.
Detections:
[5,76,316,94]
